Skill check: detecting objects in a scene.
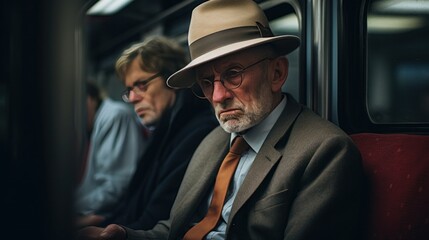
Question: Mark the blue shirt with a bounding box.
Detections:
[75,98,146,215]
[205,96,287,239]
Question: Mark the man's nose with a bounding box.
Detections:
[212,80,231,103]
[128,89,142,103]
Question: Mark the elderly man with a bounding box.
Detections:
[77,1,364,239]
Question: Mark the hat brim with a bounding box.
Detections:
[167,35,300,89]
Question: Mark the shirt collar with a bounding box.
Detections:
[231,95,287,153]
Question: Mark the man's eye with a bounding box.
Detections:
[199,78,213,88]
[135,81,147,90]
[222,69,242,80]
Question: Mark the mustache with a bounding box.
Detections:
[214,100,243,112]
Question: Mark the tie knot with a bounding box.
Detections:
[230,136,249,155]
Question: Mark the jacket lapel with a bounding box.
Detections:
[229,94,302,222]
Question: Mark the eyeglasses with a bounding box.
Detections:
[121,72,161,103]
[191,58,270,99]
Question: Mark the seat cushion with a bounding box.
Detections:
[350,133,429,240]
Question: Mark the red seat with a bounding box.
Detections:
[350,133,429,240]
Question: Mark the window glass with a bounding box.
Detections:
[367,0,429,123]
[268,6,300,101]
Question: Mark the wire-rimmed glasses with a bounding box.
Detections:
[121,72,161,103]
[191,58,270,99]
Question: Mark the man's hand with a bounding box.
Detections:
[76,224,126,240]
[100,224,127,240]
[76,226,104,240]
[76,214,106,228]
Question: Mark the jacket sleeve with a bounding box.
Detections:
[283,135,365,240]
[125,117,217,231]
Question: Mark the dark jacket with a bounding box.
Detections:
[100,89,218,230]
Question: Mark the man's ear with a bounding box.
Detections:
[270,57,289,92]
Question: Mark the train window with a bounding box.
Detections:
[271,13,300,101]
[262,1,301,102]
[367,0,429,124]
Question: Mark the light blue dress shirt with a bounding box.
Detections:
[205,96,287,239]
[75,98,146,215]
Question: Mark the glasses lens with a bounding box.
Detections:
[222,69,243,89]
[121,90,130,103]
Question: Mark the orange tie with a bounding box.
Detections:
[183,136,249,240]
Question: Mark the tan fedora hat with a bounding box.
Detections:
[166,0,300,88]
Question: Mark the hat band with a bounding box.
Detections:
[189,24,274,60]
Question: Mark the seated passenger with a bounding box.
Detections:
[75,81,146,216]
[76,36,218,230]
